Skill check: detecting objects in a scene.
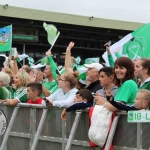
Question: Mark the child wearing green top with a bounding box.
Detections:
[134,58,150,91]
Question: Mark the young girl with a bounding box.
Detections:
[95,89,150,111]
[1,71,30,105]
[134,58,150,90]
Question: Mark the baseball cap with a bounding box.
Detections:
[84,63,103,71]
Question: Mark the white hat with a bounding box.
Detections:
[84,63,103,71]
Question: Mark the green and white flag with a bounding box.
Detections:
[0,25,12,52]
[17,54,29,62]
[31,63,46,69]
[75,56,81,65]
[102,23,150,66]
[85,57,100,64]
[40,57,48,65]
[27,57,34,67]
[43,22,60,50]
[77,65,88,84]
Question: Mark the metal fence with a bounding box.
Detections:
[0,104,100,150]
[0,104,150,150]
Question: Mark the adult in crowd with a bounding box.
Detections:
[134,58,150,90]
[1,66,14,85]
[42,50,58,96]
[46,72,78,108]
[95,57,138,111]
[84,63,103,93]
[20,65,32,74]
[65,42,86,89]
[1,71,30,105]
[0,72,11,99]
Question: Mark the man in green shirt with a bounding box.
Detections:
[42,50,58,97]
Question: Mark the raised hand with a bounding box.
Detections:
[114,47,120,54]
[104,43,111,54]
[46,49,51,56]
[68,42,75,49]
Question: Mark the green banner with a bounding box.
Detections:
[0,25,12,52]
[123,23,150,60]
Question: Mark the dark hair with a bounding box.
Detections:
[76,89,93,103]
[99,67,113,77]
[139,58,150,75]
[114,57,135,87]
[27,82,42,96]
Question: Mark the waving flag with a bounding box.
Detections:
[27,57,34,67]
[0,25,12,52]
[102,23,150,66]
[43,22,60,50]
[17,54,29,62]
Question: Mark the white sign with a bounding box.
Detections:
[128,111,150,123]
[0,109,7,138]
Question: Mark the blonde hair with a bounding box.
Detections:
[63,72,77,89]
[2,66,13,76]
[2,66,13,84]
[0,72,10,87]
[17,71,31,88]
[138,89,150,108]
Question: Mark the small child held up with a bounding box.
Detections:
[26,82,44,105]
[61,89,93,120]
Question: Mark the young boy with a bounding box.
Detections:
[61,89,93,120]
[26,82,44,105]
[96,67,118,99]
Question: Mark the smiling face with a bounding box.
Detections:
[13,74,23,88]
[114,65,127,81]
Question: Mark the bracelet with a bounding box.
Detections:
[103,102,107,107]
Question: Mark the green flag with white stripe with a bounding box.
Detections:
[102,22,150,66]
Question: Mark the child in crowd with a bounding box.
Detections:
[26,82,44,105]
[95,89,150,111]
[61,89,93,120]
[96,67,118,99]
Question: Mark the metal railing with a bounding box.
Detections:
[0,104,100,150]
[1,103,148,150]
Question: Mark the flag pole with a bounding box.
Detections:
[50,31,60,50]
[34,56,47,65]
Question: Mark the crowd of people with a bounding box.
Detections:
[0,41,150,121]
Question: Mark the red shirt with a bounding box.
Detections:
[27,97,43,104]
